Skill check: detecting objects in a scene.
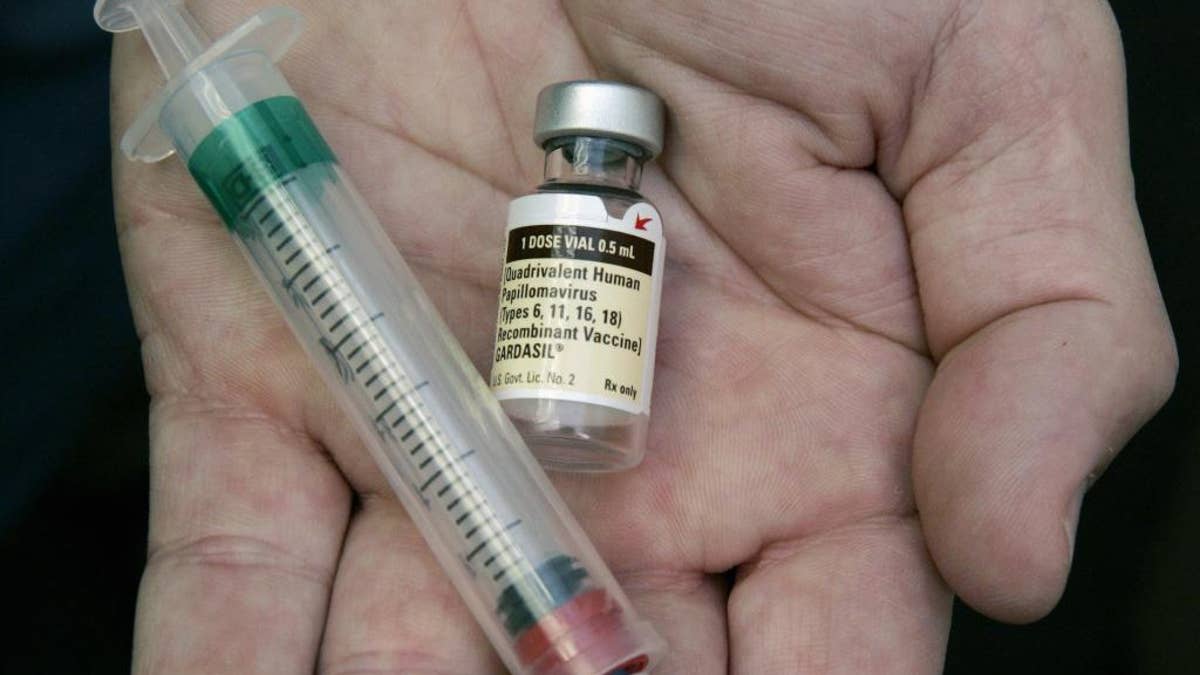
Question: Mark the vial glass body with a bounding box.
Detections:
[491,136,665,471]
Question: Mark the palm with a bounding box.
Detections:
[115,2,1173,674]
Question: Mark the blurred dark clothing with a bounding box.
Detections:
[0,1,148,670]
[0,0,1195,672]
[0,1,146,526]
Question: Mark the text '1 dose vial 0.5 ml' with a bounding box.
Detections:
[490,81,667,472]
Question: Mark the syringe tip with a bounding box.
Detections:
[94,0,140,32]
[94,1,303,163]
[94,0,212,79]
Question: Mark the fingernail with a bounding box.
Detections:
[1064,484,1086,563]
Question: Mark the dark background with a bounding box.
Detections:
[1,1,1195,672]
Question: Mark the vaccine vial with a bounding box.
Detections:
[490,80,667,472]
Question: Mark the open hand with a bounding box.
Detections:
[113,1,1175,672]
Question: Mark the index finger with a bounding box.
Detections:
[133,399,350,674]
[108,32,353,672]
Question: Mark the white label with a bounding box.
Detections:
[489,193,665,415]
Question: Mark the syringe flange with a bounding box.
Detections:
[102,5,304,163]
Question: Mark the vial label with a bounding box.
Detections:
[490,193,665,415]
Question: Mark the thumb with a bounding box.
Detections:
[886,2,1176,622]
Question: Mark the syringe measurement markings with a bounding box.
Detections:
[372,383,396,401]
[419,469,444,493]
[466,517,522,549]
[466,541,489,562]
[388,401,417,422]
[259,196,349,336]
[257,198,443,460]
[461,520,522,570]
[481,540,517,567]
[247,183,537,593]
[247,177,296,221]
[375,401,398,423]
[456,501,496,529]
[287,261,313,287]
[339,338,369,360]
[483,548,525,577]
[263,216,348,312]
[452,493,489,524]
[422,458,529,576]
[437,475,464,497]
[375,397,421,426]
[299,269,341,300]
[332,331,358,352]
[315,289,350,312]
[489,521,525,581]
[251,196,418,410]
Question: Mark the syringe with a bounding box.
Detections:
[96,1,663,673]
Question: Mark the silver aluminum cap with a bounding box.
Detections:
[533,80,665,158]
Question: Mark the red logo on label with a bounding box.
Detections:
[634,213,652,230]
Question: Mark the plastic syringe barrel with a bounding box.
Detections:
[146,43,661,675]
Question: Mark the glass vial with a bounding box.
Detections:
[489,80,667,472]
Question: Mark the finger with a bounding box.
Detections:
[556,468,730,673]
[564,0,941,350]
[247,0,595,194]
[113,27,353,674]
[888,2,1177,621]
[729,519,951,674]
[188,1,603,370]
[319,513,727,675]
[319,496,503,674]
[133,398,350,674]
[318,445,730,674]
[615,572,727,674]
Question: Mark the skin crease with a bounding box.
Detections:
[109,1,1176,673]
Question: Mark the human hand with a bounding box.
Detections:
[114,1,1175,672]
